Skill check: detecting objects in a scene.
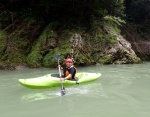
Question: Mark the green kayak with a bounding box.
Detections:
[18,72,101,89]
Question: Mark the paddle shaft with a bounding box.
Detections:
[57,60,63,89]
[55,54,65,96]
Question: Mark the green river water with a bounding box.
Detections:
[0,62,150,117]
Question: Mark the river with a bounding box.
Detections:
[0,62,150,117]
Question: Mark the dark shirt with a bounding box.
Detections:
[63,66,76,79]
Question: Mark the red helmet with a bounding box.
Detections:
[65,58,73,63]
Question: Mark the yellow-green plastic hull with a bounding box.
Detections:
[18,72,101,89]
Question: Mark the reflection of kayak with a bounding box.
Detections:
[18,72,101,89]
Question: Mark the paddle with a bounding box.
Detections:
[55,54,65,96]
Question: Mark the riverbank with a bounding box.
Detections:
[1,1,150,70]
[0,18,142,70]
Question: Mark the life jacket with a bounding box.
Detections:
[63,65,76,79]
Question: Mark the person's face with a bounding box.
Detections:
[66,62,72,67]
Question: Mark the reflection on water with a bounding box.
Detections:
[21,82,105,102]
[21,90,59,102]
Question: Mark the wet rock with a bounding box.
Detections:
[0,62,5,69]
[15,66,28,70]
[96,63,101,66]
[0,62,16,70]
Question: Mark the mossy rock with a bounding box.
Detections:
[74,54,93,66]
[7,53,26,64]
[98,55,114,64]
[0,30,7,58]
[27,51,43,67]
[126,55,142,63]
[42,51,57,67]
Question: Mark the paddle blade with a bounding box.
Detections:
[61,87,65,96]
[55,54,60,60]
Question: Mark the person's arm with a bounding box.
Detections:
[61,74,72,81]
[61,67,76,81]
[64,74,72,80]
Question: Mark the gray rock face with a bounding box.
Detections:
[129,40,150,61]
[70,33,84,50]
[105,36,141,64]
[68,33,141,65]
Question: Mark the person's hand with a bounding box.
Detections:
[60,78,65,81]
[58,65,61,68]
[58,65,63,70]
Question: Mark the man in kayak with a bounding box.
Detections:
[59,58,76,81]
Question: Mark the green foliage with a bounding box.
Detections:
[33,23,57,49]
[27,51,43,67]
[75,53,93,66]
[0,0,145,67]
[105,35,117,45]
[0,28,29,64]
[0,30,6,39]
[0,0,126,28]
[9,31,28,53]
[91,21,118,50]
[0,30,7,59]
[125,0,150,40]
[126,55,141,63]
[42,51,56,67]
[43,46,71,67]
[6,52,26,65]
[98,55,113,64]
[126,0,150,23]
[26,22,58,67]
[104,15,126,26]
[94,33,117,48]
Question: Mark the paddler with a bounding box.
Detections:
[58,58,76,81]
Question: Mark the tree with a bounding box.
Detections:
[125,0,150,23]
